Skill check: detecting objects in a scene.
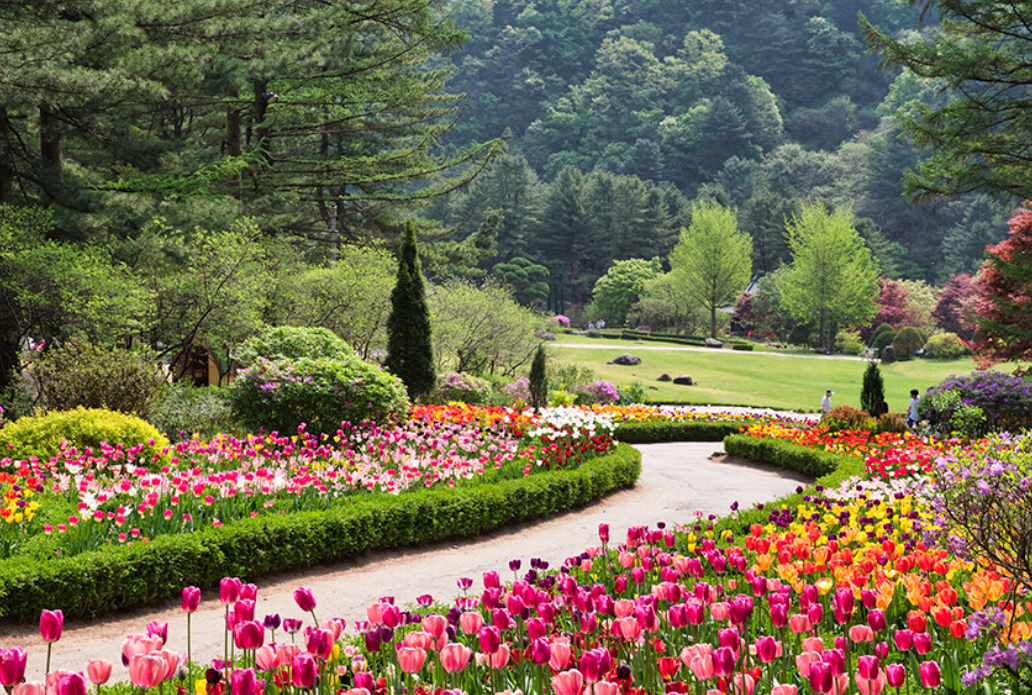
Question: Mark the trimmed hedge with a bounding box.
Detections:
[0,444,641,621]
[615,421,746,442]
[722,433,861,478]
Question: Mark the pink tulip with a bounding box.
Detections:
[230,668,259,695]
[13,682,43,695]
[54,673,85,695]
[579,648,611,682]
[366,603,384,625]
[291,654,317,688]
[788,614,812,634]
[122,634,164,661]
[320,618,344,642]
[489,644,511,669]
[856,672,888,695]
[460,611,484,635]
[86,660,112,685]
[802,637,825,653]
[234,600,255,624]
[39,610,63,644]
[850,625,875,643]
[771,686,798,695]
[182,587,201,613]
[219,577,242,605]
[527,637,552,665]
[795,651,821,678]
[276,643,300,667]
[589,682,619,695]
[551,669,584,695]
[918,661,941,689]
[549,638,571,670]
[0,647,27,686]
[440,643,472,673]
[157,650,179,681]
[893,629,913,651]
[146,621,168,646]
[294,587,317,613]
[397,647,426,674]
[613,599,635,618]
[404,631,432,651]
[128,654,166,689]
[710,602,730,621]
[689,654,715,680]
[255,645,277,672]
[712,647,736,678]
[381,604,401,628]
[422,613,447,639]
[732,673,755,695]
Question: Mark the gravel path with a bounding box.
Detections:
[1,442,811,680]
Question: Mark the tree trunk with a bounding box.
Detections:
[710,304,717,339]
[226,99,242,199]
[39,105,63,185]
[0,329,20,398]
[253,80,270,169]
[0,106,13,203]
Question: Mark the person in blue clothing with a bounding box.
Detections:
[907,389,920,428]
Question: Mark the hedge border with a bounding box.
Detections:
[0,444,641,621]
[615,421,746,443]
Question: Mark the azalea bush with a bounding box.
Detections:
[919,371,1032,435]
[429,372,491,405]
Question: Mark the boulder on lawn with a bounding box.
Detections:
[612,353,641,366]
[705,338,723,348]
[535,330,556,341]
[673,375,694,386]
[585,329,601,338]
[657,373,671,382]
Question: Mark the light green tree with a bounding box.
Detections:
[590,258,662,326]
[776,203,880,350]
[669,201,752,338]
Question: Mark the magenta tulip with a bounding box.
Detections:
[86,660,112,686]
[39,610,63,643]
[146,621,168,646]
[219,577,242,605]
[527,637,551,665]
[918,661,941,689]
[294,587,317,613]
[579,649,611,683]
[754,636,778,663]
[478,626,501,654]
[598,523,610,543]
[305,628,334,660]
[182,587,201,613]
[712,647,736,677]
[239,584,257,601]
[808,661,833,694]
[867,609,887,633]
[353,673,375,692]
[913,633,932,655]
[54,672,85,695]
[291,654,317,688]
[893,629,913,651]
[230,668,258,695]
[857,656,880,681]
[885,664,906,688]
[234,620,264,650]
[0,647,27,686]
[770,603,788,628]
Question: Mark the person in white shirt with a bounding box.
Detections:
[821,390,833,417]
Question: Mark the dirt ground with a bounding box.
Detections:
[1,441,811,681]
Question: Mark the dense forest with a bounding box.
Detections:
[420,0,1017,313]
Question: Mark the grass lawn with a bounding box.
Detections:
[548,338,980,412]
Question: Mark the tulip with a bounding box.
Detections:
[254,645,277,672]
[306,628,334,660]
[146,621,168,646]
[422,613,447,639]
[580,649,611,682]
[770,603,788,628]
[397,647,426,674]
[122,634,164,661]
[913,633,932,655]
[264,614,281,631]
[689,654,715,680]
[710,602,730,621]
[807,603,824,626]
[788,614,812,634]
[363,630,381,653]
[599,524,610,543]
[283,618,303,634]
[754,636,778,663]
[527,637,551,665]
[795,651,821,678]
[549,638,571,671]
[440,643,472,673]
[291,654,318,688]
[856,672,887,695]
[729,596,753,625]
[294,587,317,614]
[857,656,880,681]
[885,664,906,688]
[40,610,63,643]
[234,620,264,650]
[850,625,875,643]
[381,604,401,629]
[86,660,112,685]
[12,683,42,695]
[732,673,755,695]
[801,637,824,653]
[590,682,619,695]
[219,577,242,605]
[552,669,584,695]
[893,629,913,651]
[526,617,547,641]
[230,668,259,695]
[128,654,167,689]
[54,672,85,695]
[234,600,255,624]
[822,649,846,676]
[808,661,833,694]
[0,647,27,687]
[182,587,201,613]
[712,647,736,677]
[867,609,887,633]
[918,661,941,689]
[240,584,258,601]
[276,643,300,667]
[404,631,432,651]
[490,644,511,669]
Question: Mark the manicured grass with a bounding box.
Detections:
[548,339,979,412]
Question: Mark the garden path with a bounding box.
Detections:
[3,442,812,680]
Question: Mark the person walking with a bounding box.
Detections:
[821,389,833,417]
[907,389,921,428]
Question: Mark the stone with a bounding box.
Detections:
[705,338,723,348]
[585,329,601,338]
[673,375,694,386]
[535,330,556,341]
[612,353,641,366]
[657,373,671,382]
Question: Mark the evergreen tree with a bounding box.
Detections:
[384,222,435,400]
[529,344,548,412]
[860,362,886,416]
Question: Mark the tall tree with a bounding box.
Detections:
[669,201,752,338]
[862,2,1032,200]
[776,204,880,349]
[384,221,435,399]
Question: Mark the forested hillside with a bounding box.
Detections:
[422,0,1016,309]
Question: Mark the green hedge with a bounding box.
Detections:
[615,421,746,442]
[0,444,641,621]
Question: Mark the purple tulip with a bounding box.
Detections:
[264,614,281,631]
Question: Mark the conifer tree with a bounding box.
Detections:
[860,362,886,416]
[384,221,435,400]
[529,344,548,412]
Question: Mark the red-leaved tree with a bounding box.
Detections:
[932,273,978,340]
[862,278,909,339]
[973,205,1032,372]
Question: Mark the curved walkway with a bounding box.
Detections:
[2,442,812,680]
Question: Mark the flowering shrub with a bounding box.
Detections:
[574,379,621,405]
[549,314,570,328]
[428,371,491,405]
[502,377,530,407]
[229,356,409,436]
[919,370,1032,435]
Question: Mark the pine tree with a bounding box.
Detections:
[384,221,435,400]
[860,362,886,416]
[529,344,548,412]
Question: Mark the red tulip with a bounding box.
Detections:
[551,669,584,695]
[293,587,316,613]
[230,668,259,695]
[291,654,317,688]
[0,648,27,687]
[918,661,941,689]
[39,610,63,643]
[440,643,471,673]
[182,587,201,613]
[657,656,680,681]
[86,660,112,685]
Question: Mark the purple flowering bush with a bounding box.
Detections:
[919,370,1032,435]
[503,376,531,407]
[428,371,491,405]
[549,314,570,328]
[574,379,621,405]
[229,355,409,435]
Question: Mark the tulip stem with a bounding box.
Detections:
[45,643,52,676]
[187,613,192,665]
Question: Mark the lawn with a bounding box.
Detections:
[549,337,980,412]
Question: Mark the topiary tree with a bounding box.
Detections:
[869,322,897,350]
[860,362,886,416]
[384,221,435,401]
[893,326,924,360]
[528,344,548,412]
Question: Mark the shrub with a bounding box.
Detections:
[869,323,897,350]
[234,326,353,367]
[529,344,548,411]
[549,315,570,328]
[574,379,621,405]
[22,342,167,418]
[822,405,875,432]
[148,384,235,441]
[876,412,907,434]
[617,381,647,404]
[428,371,491,405]
[923,332,970,359]
[835,329,864,355]
[892,326,924,360]
[919,389,986,438]
[919,371,1032,434]
[860,362,886,416]
[0,407,168,464]
[229,355,409,436]
[503,377,530,407]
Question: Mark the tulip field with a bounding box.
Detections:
[2,404,1032,693]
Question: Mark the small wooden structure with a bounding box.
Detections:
[171,343,233,386]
